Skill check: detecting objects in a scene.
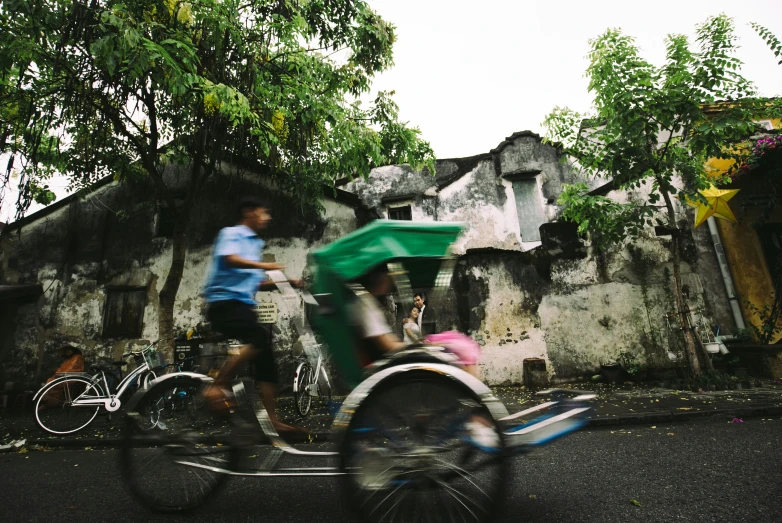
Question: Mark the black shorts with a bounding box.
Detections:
[206,300,277,384]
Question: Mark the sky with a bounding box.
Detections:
[366,0,782,158]
[2,0,782,222]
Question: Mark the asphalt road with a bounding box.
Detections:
[1,417,780,523]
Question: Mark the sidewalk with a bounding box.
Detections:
[494,379,782,427]
[3,379,781,450]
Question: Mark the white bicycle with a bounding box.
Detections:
[292,342,333,417]
[33,341,164,434]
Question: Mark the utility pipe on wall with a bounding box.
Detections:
[707,216,746,330]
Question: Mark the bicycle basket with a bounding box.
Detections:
[145,349,163,369]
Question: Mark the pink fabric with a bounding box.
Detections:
[425,331,481,366]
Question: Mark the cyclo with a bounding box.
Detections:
[121,220,595,522]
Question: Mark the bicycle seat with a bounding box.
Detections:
[90,363,119,374]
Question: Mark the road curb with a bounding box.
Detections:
[22,404,782,448]
[588,404,782,428]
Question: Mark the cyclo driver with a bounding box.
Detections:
[202,196,303,434]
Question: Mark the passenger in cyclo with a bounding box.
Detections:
[349,264,482,378]
[201,196,304,434]
[349,263,498,447]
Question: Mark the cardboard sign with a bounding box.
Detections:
[256,302,278,324]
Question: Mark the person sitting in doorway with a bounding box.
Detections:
[40,346,86,406]
[45,346,85,384]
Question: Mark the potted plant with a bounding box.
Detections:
[600,360,623,384]
[618,351,646,382]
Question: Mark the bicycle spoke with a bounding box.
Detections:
[36,378,100,434]
[122,377,234,512]
[343,372,506,523]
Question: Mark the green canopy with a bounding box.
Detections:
[311,220,465,283]
[308,220,465,386]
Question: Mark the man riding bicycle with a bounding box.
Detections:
[202,196,303,434]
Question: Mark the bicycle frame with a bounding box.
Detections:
[67,342,162,412]
[71,362,152,412]
[293,345,332,399]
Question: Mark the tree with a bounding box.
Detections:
[750,22,782,66]
[1,0,435,354]
[543,14,780,376]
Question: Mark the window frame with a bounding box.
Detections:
[102,286,147,339]
[505,171,546,243]
[387,204,413,221]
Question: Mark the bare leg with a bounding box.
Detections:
[257,381,305,433]
[202,345,257,410]
[257,381,280,425]
[213,344,255,386]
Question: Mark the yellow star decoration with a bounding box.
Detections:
[684,185,740,228]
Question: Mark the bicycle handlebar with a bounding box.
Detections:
[122,339,161,359]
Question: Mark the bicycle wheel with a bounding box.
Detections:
[121,377,238,513]
[340,370,508,523]
[35,377,103,435]
[294,362,313,417]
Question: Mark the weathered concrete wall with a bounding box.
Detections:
[346,132,737,384]
[346,132,585,254]
[1,130,741,388]
[0,168,363,388]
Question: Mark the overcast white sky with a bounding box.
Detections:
[367,0,782,158]
[2,0,781,222]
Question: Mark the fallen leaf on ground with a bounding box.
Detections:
[667,433,675,436]
[631,499,642,507]
[529,494,537,500]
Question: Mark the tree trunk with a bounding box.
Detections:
[660,187,713,377]
[157,204,193,358]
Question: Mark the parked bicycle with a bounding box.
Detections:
[33,340,164,435]
[293,342,333,417]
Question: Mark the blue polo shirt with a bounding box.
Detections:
[203,225,266,305]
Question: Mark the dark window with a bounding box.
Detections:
[102,288,147,339]
[511,178,546,242]
[388,205,412,221]
[155,203,176,238]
